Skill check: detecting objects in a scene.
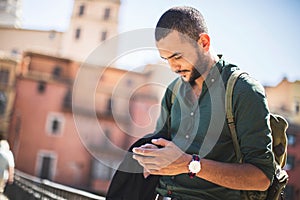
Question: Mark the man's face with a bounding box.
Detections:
[156,30,208,84]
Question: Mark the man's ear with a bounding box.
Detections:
[198,33,210,52]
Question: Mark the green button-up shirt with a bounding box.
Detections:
[154,60,275,200]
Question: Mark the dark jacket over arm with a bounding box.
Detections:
[106,134,164,200]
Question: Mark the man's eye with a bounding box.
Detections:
[174,54,182,59]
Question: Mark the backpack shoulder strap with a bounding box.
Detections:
[225,70,248,163]
[171,78,182,105]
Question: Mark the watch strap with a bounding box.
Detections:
[188,154,200,178]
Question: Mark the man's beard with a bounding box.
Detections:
[188,52,209,86]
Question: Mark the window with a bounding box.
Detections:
[295,101,299,114]
[52,66,62,79]
[284,155,295,170]
[100,31,107,41]
[104,8,111,20]
[0,91,6,115]
[51,119,60,133]
[37,151,57,180]
[63,89,72,109]
[39,155,53,179]
[37,81,46,93]
[11,48,19,56]
[46,113,65,136]
[106,98,113,115]
[78,4,85,16]
[288,134,296,146]
[75,28,81,40]
[49,31,56,40]
[0,69,9,85]
[126,79,133,87]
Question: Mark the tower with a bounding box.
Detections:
[0,0,22,28]
[61,0,120,63]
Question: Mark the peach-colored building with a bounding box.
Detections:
[265,78,300,200]
[265,78,300,124]
[62,0,120,62]
[0,0,22,28]
[0,54,19,139]
[8,51,160,193]
[0,27,64,57]
[0,0,120,62]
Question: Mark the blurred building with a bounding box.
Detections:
[7,51,159,193]
[61,0,120,62]
[0,28,64,57]
[265,78,300,200]
[0,0,22,28]
[0,0,120,62]
[0,0,175,195]
[0,53,19,139]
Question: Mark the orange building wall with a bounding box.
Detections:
[9,77,92,188]
[8,51,161,193]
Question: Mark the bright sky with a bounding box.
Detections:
[22,0,300,86]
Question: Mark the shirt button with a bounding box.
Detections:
[190,112,194,116]
[211,78,215,83]
[185,135,189,139]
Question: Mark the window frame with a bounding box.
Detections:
[45,112,65,136]
[100,31,107,41]
[78,4,85,16]
[285,155,295,171]
[75,28,81,40]
[35,150,57,180]
[103,7,111,20]
[287,134,296,146]
[0,68,9,85]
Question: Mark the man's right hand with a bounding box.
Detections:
[134,143,159,178]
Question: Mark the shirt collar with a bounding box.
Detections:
[203,59,224,89]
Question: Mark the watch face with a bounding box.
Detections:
[188,160,201,173]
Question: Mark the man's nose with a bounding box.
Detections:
[168,59,181,72]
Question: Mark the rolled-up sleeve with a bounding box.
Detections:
[233,75,275,182]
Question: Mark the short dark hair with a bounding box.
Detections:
[155,6,208,42]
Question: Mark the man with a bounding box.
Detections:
[0,140,14,194]
[132,6,275,199]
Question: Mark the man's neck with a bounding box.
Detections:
[194,55,219,88]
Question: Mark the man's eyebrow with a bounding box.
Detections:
[161,52,181,60]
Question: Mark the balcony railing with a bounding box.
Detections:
[5,170,105,200]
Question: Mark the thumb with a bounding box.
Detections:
[151,138,170,147]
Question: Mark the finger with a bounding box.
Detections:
[151,138,171,147]
[140,144,158,149]
[143,170,150,178]
[132,147,144,155]
[133,154,147,168]
[132,154,155,164]
[132,154,149,164]
[132,147,158,156]
[133,155,166,171]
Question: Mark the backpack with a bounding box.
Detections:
[226,70,289,200]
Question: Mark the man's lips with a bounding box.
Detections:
[175,70,190,78]
[175,69,190,74]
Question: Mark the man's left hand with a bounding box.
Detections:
[132,138,191,176]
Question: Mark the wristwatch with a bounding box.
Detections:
[188,154,201,178]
